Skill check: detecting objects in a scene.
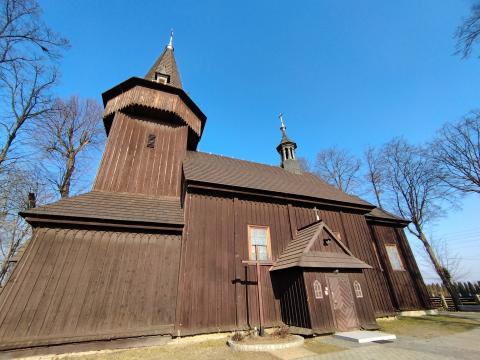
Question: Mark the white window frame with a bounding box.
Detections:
[353,280,363,298]
[386,244,405,271]
[313,280,323,299]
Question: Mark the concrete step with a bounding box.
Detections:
[334,330,396,344]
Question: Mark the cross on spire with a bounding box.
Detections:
[167,29,174,50]
[279,113,286,131]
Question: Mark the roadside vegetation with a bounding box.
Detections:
[378,315,480,338]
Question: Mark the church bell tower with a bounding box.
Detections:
[93,32,206,198]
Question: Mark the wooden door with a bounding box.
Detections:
[327,274,358,331]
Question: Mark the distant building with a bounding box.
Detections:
[0,35,430,352]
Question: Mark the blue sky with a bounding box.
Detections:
[40,0,479,281]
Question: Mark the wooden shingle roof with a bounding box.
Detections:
[183,151,374,209]
[145,47,182,89]
[20,191,184,226]
[270,220,372,271]
[366,207,409,225]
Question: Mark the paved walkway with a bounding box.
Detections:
[300,328,480,360]
[275,313,480,360]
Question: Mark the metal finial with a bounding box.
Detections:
[279,113,286,131]
[167,29,174,49]
[314,206,320,221]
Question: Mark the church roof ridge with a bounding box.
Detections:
[184,151,375,209]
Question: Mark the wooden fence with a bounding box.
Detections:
[427,281,480,311]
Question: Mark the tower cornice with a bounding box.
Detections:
[101,77,206,150]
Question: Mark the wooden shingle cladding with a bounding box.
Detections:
[21,191,184,227]
[145,47,182,89]
[101,77,206,141]
[183,151,373,209]
[271,221,372,271]
[0,227,181,350]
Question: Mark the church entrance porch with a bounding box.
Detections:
[270,220,379,334]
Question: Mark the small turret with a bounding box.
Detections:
[276,113,301,174]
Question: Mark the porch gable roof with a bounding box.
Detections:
[270,220,372,271]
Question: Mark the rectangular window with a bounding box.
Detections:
[386,245,404,271]
[248,225,271,261]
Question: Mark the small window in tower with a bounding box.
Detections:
[313,280,323,299]
[155,72,170,84]
[353,281,363,298]
[146,134,156,148]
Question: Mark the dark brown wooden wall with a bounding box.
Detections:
[175,193,293,335]
[176,192,418,334]
[93,111,188,197]
[370,224,428,310]
[303,271,334,333]
[273,269,311,329]
[0,227,181,350]
[175,193,237,335]
[293,206,396,316]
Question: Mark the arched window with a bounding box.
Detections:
[313,280,323,299]
[354,281,363,298]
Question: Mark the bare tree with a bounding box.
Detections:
[297,156,311,172]
[0,0,67,169]
[364,146,385,208]
[0,62,56,168]
[0,0,68,69]
[455,2,480,58]
[0,166,50,284]
[431,111,480,194]
[381,138,462,309]
[36,96,104,198]
[315,147,361,194]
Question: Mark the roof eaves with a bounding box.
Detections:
[186,179,375,213]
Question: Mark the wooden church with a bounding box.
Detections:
[0,35,431,351]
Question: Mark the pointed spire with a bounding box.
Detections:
[167,29,174,50]
[276,113,301,174]
[145,30,182,89]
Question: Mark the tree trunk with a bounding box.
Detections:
[371,177,383,209]
[417,228,462,310]
[0,118,24,168]
[59,153,75,198]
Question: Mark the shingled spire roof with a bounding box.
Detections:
[145,31,183,89]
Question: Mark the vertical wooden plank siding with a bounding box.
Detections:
[303,271,335,333]
[371,224,426,310]
[0,228,181,349]
[293,206,395,316]
[93,111,188,197]
[175,193,237,334]
[271,269,311,329]
[394,228,431,309]
[347,272,377,328]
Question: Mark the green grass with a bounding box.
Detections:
[378,315,480,339]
